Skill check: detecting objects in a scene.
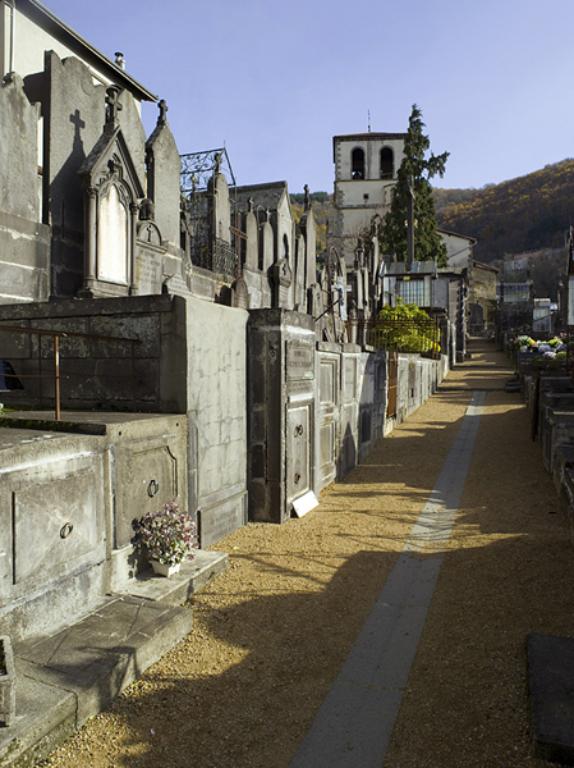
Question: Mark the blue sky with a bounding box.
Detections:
[45,0,574,194]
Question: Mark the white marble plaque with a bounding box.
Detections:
[98,185,128,284]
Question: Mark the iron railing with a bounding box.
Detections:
[362,317,444,359]
[0,324,140,420]
[212,238,238,277]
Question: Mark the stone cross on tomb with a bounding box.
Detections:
[158,99,168,125]
[304,183,310,210]
[105,86,123,127]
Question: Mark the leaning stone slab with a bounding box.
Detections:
[0,637,15,728]
[527,632,574,764]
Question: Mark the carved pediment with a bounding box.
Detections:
[79,126,144,200]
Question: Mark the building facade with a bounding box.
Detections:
[329,132,406,265]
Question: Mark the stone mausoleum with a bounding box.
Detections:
[0,2,452,763]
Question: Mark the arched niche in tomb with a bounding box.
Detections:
[97,179,129,283]
[134,215,166,295]
[78,87,145,297]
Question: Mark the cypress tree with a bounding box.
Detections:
[381,104,449,266]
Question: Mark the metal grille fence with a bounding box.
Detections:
[0,325,140,420]
[364,317,443,359]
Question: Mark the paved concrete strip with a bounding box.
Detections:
[290,392,486,768]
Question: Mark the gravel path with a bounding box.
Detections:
[42,343,564,768]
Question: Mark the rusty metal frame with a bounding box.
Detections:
[0,324,141,421]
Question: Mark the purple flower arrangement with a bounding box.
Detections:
[134,501,197,567]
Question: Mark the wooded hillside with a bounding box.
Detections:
[436,160,574,261]
[290,159,574,264]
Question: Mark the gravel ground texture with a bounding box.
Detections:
[385,347,567,768]
[41,343,565,768]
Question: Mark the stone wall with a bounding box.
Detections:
[0,295,187,413]
[184,295,248,546]
[0,413,188,642]
[43,52,106,296]
[0,428,106,641]
[0,73,50,304]
[314,344,447,494]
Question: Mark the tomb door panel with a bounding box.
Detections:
[0,454,105,600]
[286,405,311,506]
[319,354,339,487]
[114,440,181,548]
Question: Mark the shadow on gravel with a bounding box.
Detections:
[99,550,402,768]
[53,342,551,768]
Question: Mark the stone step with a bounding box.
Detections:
[0,550,227,767]
[123,549,228,604]
[18,594,194,726]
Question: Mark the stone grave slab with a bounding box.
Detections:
[17,594,193,726]
[527,632,574,764]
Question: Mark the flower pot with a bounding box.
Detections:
[150,560,181,578]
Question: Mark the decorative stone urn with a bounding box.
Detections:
[0,636,15,727]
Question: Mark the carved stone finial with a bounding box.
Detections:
[105,85,123,128]
[158,99,168,125]
[247,197,254,213]
[304,183,310,210]
[214,151,223,175]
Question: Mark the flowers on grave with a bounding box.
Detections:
[134,501,197,567]
[513,335,567,356]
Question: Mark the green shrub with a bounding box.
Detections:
[370,302,440,354]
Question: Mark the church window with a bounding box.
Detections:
[351,148,365,180]
[380,147,394,179]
